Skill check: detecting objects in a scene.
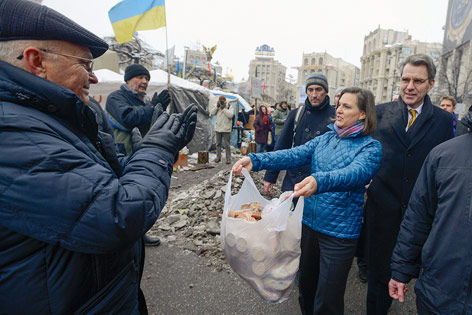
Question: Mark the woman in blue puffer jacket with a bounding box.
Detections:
[232,87,382,315]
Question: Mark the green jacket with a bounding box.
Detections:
[272,104,290,136]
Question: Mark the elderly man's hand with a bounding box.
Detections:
[130,104,164,152]
[140,112,185,157]
[389,279,408,302]
[292,176,317,198]
[151,90,170,111]
[179,104,198,149]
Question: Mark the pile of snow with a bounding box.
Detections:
[95,69,123,83]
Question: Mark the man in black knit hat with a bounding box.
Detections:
[105,64,171,247]
[106,63,171,157]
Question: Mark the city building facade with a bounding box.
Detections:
[297,52,360,102]
[359,28,442,104]
[437,0,472,111]
[248,44,295,105]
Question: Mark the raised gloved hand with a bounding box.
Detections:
[179,104,198,149]
[130,104,164,152]
[140,112,185,156]
[151,89,171,111]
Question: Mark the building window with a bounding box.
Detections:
[402,47,414,55]
[304,58,308,66]
[311,58,316,65]
[319,57,324,65]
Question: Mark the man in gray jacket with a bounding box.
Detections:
[210,95,234,164]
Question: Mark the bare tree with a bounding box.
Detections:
[104,34,164,70]
[438,47,472,103]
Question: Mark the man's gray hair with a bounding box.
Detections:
[0,40,59,69]
[401,54,436,83]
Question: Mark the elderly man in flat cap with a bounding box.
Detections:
[0,0,197,314]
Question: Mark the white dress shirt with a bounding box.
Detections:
[405,103,424,131]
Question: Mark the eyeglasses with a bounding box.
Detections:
[400,77,428,87]
[17,48,94,73]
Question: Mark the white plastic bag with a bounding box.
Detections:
[221,169,304,304]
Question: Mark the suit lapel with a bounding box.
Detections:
[407,95,434,150]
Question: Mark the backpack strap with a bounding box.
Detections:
[292,104,305,148]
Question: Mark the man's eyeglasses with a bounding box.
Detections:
[400,77,428,87]
[17,48,94,73]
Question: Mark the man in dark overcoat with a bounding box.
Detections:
[389,112,472,314]
[365,54,454,314]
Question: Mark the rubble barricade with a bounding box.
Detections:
[220,168,303,304]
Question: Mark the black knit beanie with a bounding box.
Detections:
[305,73,328,93]
[124,64,150,82]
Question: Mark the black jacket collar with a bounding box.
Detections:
[0,60,98,141]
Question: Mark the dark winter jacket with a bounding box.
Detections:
[264,96,335,192]
[105,85,154,155]
[254,111,272,144]
[365,95,454,274]
[391,122,472,314]
[250,125,382,239]
[456,118,470,136]
[0,61,173,314]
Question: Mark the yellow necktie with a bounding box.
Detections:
[408,109,417,129]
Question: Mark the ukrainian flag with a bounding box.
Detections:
[108,0,166,44]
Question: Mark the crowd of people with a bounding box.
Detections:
[233,54,472,315]
[1,1,472,314]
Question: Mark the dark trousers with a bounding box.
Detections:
[366,270,392,314]
[298,224,357,315]
[256,143,266,153]
[215,132,231,160]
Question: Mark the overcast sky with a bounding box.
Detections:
[43,0,448,82]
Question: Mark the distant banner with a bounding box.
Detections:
[443,0,472,54]
[299,85,306,104]
[251,76,262,99]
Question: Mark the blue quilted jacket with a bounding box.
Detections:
[249,125,382,239]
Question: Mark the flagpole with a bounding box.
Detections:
[164,3,170,87]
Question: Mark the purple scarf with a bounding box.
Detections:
[333,120,365,138]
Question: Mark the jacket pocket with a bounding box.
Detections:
[74,260,138,315]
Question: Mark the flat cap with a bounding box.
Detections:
[0,0,108,58]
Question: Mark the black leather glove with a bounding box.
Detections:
[179,104,198,149]
[151,90,171,111]
[140,112,185,156]
[131,104,164,153]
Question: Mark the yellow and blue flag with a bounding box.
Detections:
[108,0,166,44]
